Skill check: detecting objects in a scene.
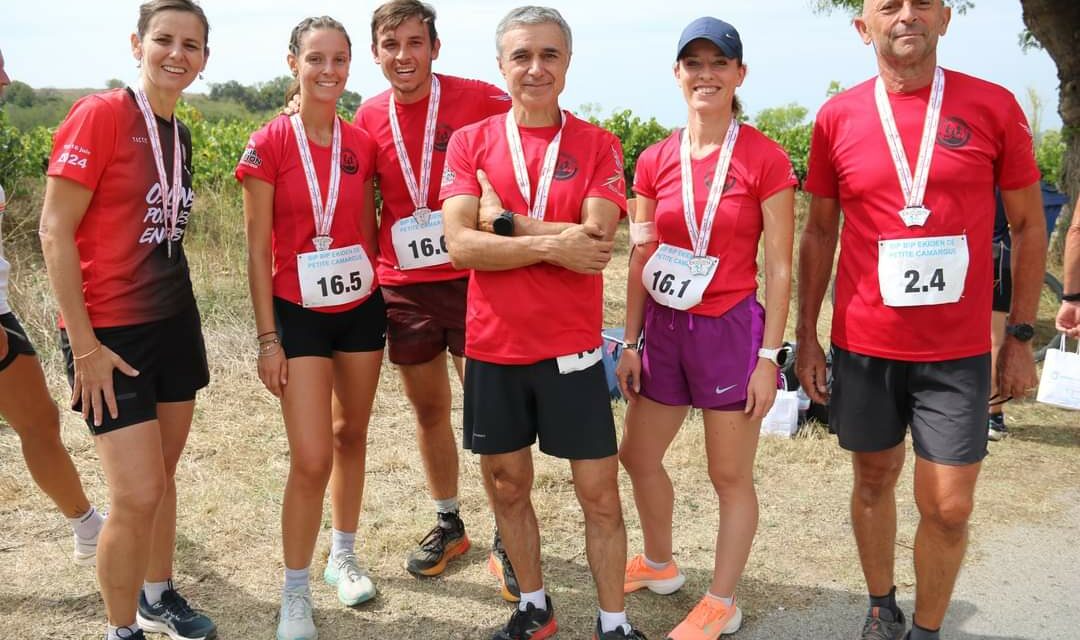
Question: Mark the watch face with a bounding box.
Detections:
[775,348,789,367]
[1008,324,1035,341]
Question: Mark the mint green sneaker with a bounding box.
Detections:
[323,552,375,606]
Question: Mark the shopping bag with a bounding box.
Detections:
[761,374,799,437]
[1036,335,1080,411]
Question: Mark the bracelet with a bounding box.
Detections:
[257,330,279,341]
[1064,292,1080,302]
[258,344,282,358]
[258,338,281,355]
[73,343,102,361]
[622,337,642,350]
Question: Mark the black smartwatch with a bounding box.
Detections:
[1005,323,1035,342]
[1064,292,1080,302]
[492,211,515,236]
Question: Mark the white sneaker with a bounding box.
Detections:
[323,552,375,606]
[276,587,317,640]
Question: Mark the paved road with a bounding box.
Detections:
[738,491,1080,639]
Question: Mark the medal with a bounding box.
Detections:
[134,87,183,259]
[289,113,342,253]
[389,76,441,226]
[505,110,567,220]
[875,67,944,228]
[678,119,740,267]
[412,207,432,226]
[688,256,712,277]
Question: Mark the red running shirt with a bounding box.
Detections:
[440,111,628,365]
[634,126,797,317]
[48,89,196,328]
[355,74,511,286]
[804,69,1040,361]
[235,115,378,313]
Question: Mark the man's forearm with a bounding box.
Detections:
[1008,220,1048,324]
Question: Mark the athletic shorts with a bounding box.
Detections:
[463,357,616,460]
[61,303,210,436]
[640,294,765,411]
[830,345,990,465]
[382,278,466,365]
[273,292,386,359]
[0,312,36,373]
[992,244,1012,313]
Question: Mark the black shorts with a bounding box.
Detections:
[992,244,1012,313]
[463,357,616,460]
[830,345,990,465]
[0,312,36,372]
[61,303,210,435]
[274,292,386,359]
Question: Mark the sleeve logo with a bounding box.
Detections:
[441,167,456,186]
[240,146,262,168]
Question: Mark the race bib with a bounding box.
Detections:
[877,234,968,307]
[391,211,451,270]
[556,346,602,374]
[297,244,375,308]
[642,244,717,311]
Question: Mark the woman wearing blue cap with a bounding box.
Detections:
[616,16,796,640]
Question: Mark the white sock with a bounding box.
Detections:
[143,579,172,606]
[107,622,141,640]
[706,591,735,607]
[643,555,670,570]
[284,565,310,591]
[598,608,629,633]
[434,496,460,519]
[330,528,355,558]
[519,587,547,612]
[69,506,103,540]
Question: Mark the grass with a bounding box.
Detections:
[0,183,1077,639]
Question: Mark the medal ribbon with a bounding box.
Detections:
[289,113,342,244]
[389,75,441,212]
[679,119,740,258]
[134,88,183,251]
[504,111,567,220]
[874,66,945,213]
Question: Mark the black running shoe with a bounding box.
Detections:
[988,413,1009,442]
[136,583,218,640]
[860,606,906,640]
[492,596,557,640]
[593,616,648,640]
[488,529,521,602]
[406,511,471,577]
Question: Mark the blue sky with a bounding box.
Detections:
[4,0,1063,130]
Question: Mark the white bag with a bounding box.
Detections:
[762,373,799,437]
[1036,335,1080,411]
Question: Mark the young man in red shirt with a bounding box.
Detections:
[353,0,520,593]
[442,7,644,640]
[796,2,1046,639]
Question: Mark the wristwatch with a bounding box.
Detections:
[1064,292,1080,302]
[1005,323,1035,342]
[758,345,790,367]
[493,211,515,236]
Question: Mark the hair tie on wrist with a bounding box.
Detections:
[73,343,102,361]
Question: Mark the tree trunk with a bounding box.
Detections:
[1022,0,1080,244]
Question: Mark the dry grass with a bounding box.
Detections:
[0,185,1077,639]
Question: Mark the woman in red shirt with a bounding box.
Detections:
[236,16,383,640]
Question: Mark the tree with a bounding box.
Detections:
[816,0,1079,231]
[753,104,813,181]
[0,81,36,107]
[106,78,125,90]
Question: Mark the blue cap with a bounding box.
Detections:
[676,17,743,61]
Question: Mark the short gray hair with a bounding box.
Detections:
[495,6,572,57]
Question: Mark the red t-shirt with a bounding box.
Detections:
[234,114,378,313]
[355,74,511,286]
[634,126,797,317]
[48,88,196,328]
[804,69,1040,361]
[440,111,628,364]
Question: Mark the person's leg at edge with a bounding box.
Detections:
[0,354,93,518]
[702,408,761,598]
[851,444,907,600]
[143,401,195,587]
[95,420,168,626]
[911,456,981,633]
[481,449,541,597]
[399,351,458,505]
[570,455,627,617]
[618,396,688,565]
[328,350,382,548]
[988,311,1007,435]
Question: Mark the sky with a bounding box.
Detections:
[3,0,1064,130]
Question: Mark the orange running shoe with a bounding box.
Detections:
[666,595,742,640]
[623,554,686,594]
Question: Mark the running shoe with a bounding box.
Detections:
[492,596,557,640]
[405,512,471,577]
[323,552,376,606]
[988,413,1008,442]
[666,595,742,640]
[136,583,217,640]
[488,530,521,602]
[859,606,906,640]
[276,586,317,640]
[109,628,146,639]
[624,554,686,595]
[593,617,649,640]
